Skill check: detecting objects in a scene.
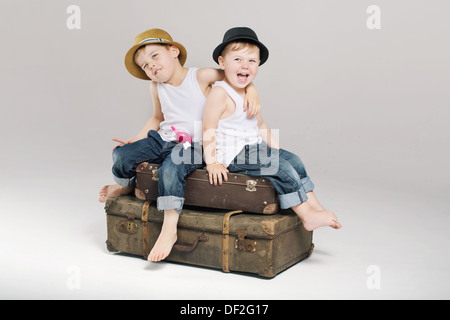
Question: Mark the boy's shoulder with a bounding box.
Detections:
[208,83,231,105]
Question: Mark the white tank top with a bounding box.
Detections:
[212,81,262,167]
[157,67,206,143]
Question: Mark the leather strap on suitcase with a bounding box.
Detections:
[222,210,243,273]
[141,201,150,258]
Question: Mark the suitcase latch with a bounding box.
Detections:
[148,165,159,181]
[234,230,257,253]
[245,180,257,192]
[116,220,139,234]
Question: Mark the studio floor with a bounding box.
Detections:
[1,172,449,300]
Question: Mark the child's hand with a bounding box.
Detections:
[244,82,261,118]
[243,95,261,118]
[112,138,133,150]
[206,163,229,186]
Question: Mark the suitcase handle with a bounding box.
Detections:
[173,234,208,252]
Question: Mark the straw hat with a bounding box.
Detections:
[212,27,269,66]
[124,28,187,80]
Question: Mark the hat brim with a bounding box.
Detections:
[212,36,269,66]
[125,40,187,80]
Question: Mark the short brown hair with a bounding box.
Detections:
[221,41,260,60]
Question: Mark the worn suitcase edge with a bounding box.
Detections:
[264,243,314,278]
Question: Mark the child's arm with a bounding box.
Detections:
[244,83,261,118]
[202,86,230,186]
[113,82,164,148]
[197,68,261,117]
[257,113,280,149]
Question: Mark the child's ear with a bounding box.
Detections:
[218,56,225,70]
[170,45,180,59]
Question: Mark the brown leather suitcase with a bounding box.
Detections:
[105,195,314,278]
[135,162,279,214]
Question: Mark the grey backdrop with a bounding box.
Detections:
[1,0,449,299]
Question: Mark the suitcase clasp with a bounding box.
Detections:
[116,220,139,234]
[245,180,257,192]
[148,165,159,181]
[234,230,257,253]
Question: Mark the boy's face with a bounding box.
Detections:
[134,44,181,82]
[219,45,260,90]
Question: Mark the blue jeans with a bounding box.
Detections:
[227,142,315,209]
[112,130,204,213]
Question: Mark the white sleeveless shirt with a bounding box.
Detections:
[157,67,206,143]
[212,81,262,167]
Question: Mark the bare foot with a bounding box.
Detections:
[147,210,179,262]
[293,202,342,231]
[305,191,327,211]
[302,210,342,231]
[98,184,131,202]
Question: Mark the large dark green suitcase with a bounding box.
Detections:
[105,195,314,278]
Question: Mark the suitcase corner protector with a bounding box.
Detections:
[105,240,118,253]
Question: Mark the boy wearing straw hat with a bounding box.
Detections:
[99,28,261,262]
[203,27,342,231]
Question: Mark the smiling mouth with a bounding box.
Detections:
[237,73,249,82]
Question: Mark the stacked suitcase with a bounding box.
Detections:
[105,162,314,278]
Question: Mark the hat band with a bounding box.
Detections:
[139,38,170,44]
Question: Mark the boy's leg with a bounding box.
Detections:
[148,142,204,262]
[276,149,341,229]
[229,154,307,209]
[228,143,341,230]
[304,191,326,211]
[99,130,167,203]
[229,144,306,208]
[111,131,168,186]
[278,149,326,211]
[261,164,341,230]
[147,209,179,262]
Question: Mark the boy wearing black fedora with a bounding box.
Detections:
[203,27,342,231]
[99,28,262,262]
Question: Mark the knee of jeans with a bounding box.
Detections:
[112,147,128,174]
[281,151,302,167]
[283,153,307,178]
[158,164,185,193]
[278,160,302,187]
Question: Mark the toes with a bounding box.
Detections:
[99,193,107,202]
[331,219,342,229]
[147,249,171,262]
[98,186,108,202]
[148,250,163,262]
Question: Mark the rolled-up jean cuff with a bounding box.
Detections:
[278,188,309,209]
[113,175,134,188]
[157,196,185,214]
[301,177,315,193]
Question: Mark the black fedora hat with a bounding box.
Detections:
[213,27,269,66]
